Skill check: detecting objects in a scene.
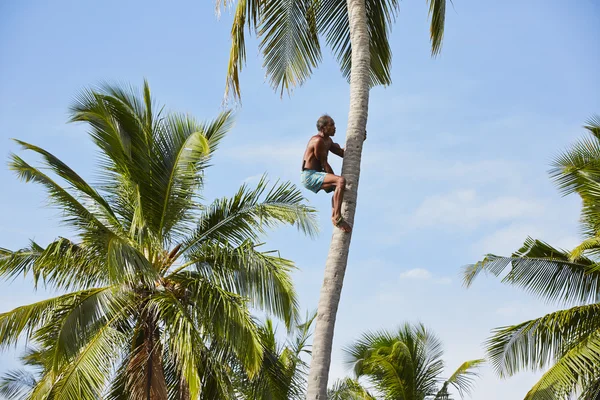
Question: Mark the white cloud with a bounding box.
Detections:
[399,268,432,280]
[410,190,543,230]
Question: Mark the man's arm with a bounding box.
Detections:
[314,138,334,174]
[330,142,344,158]
[329,132,366,158]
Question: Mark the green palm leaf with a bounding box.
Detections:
[486,304,600,378]
[223,0,264,100]
[12,139,121,230]
[524,332,600,400]
[551,115,600,198]
[259,0,322,95]
[427,0,447,56]
[179,240,299,329]
[0,289,108,349]
[463,237,600,305]
[0,241,43,281]
[436,359,484,399]
[182,176,318,253]
[8,154,116,237]
[48,324,127,400]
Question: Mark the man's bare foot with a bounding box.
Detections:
[333,216,352,233]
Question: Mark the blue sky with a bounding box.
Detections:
[1,0,599,398]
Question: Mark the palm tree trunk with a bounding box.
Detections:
[306,0,371,396]
[128,317,169,400]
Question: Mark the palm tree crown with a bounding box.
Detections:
[0,81,318,399]
[329,323,483,400]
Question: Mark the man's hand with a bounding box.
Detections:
[364,130,367,141]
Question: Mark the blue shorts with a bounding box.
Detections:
[301,170,334,193]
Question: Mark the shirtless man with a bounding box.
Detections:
[301,115,363,233]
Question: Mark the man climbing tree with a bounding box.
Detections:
[300,115,364,233]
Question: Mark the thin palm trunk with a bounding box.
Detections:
[306,0,371,396]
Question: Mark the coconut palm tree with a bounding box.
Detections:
[0,81,318,399]
[218,0,450,396]
[328,323,484,399]
[463,116,600,399]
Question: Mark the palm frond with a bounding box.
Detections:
[178,240,299,329]
[154,110,233,242]
[234,313,316,399]
[463,237,600,305]
[570,236,600,262]
[485,304,600,378]
[235,323,292,400]
[224,0,264,101]
[48,323,127,400]
[523,332,600,400]
[34,286,129,373]
[7,154,157,287]
[258,0,322,96]
[8,154,117,237]
[0,241,42,281]
[0,288,108,348]
[438,358,484,399]
[584,115,600,140]
[104,354,131,400]
[29,238,106,289]
[103,235,159,286]
[154,114,211,239]
[427,0,447,56]
[12,139,122,231]
[69,82,163,242]
[550,117,600,198]
[27,370,55,400]
[182,176,318,254]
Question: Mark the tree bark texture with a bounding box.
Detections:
[305,0,371,396]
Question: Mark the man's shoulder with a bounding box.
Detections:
[312,134,333,143]
[310,135,327,144]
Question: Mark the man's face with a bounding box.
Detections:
[326,119,336,136]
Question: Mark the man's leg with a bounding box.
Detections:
[321,174,351,232]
